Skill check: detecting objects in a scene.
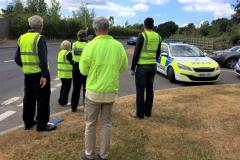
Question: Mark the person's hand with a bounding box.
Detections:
[40,77,47,88]
[130,70,135,76]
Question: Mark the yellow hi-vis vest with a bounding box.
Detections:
[57,49,73,79]
[72,41,86,62]
[138,31,161,64]
[18,32,42,74]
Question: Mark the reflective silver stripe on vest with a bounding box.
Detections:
[139,57,156,60]
[22,62,39,65]
[20,34,40,56]
[142,32,158,53]
[57,62,72,65]
[20,52,38,56]
[33,33,40,54]
[58,69,72,72]
[58,51,71,65]
[73,43,83,55]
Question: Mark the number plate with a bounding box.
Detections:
[199,73,212,77]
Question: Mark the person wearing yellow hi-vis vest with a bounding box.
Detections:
[57,40,73,106]
[14,15,56,132]
[130,17,162,119]
[70,30,87,112]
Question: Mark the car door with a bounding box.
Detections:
[157,44,169,74]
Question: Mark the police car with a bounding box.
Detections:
[157,43,221,83]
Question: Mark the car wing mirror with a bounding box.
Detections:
[203,52,207,56]
[161,52,168,57]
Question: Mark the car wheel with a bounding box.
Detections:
[225,58,238,69]
[167,67,176,83]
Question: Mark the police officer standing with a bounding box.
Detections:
[130,17,161,119]
[15,15,56,131]
[71,30,87,112]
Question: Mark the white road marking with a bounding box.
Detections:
[1,97,20,106]
[0,111,16,122]
[54,83,61,88]
[51,88,56,92]
[4,60,14,63]
[17,103,23,107]
[54,78,59,81]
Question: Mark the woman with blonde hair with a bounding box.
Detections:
[57,40,73,106]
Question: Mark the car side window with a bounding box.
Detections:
[161,45,169,54]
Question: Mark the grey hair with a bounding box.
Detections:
[28,15,43,30]
[92,16,109,31]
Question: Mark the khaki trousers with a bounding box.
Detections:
[84,98,113,159]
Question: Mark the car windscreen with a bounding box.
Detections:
[228,46,240,52]
[170,45,205,57]
[130,37,137,40]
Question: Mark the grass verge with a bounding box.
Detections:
[1,84,240,160]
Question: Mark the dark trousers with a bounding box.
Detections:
[23,72,51,128]
[71,63,87,110]
[135,64,156,118]
[58,78,72,105]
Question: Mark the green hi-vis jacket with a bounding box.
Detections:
[79,35,128,93]
[72,41,86,62]
[18,32,42,74]
[57,49,73,79]
[138,31,161,64]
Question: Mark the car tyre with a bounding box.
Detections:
[167,67,176,83]
[225,58,238,69]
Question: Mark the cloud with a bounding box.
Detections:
[59,0,149,17]
[132,3,149,12]
[178,0,235,19]
[131,0,169,5]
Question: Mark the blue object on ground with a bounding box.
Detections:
[47,117,64,126]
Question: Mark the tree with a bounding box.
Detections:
[14,0,24,13]
[232,0,240,23]
[157,21,178,38]
[125,21,129,27]
[38,0,47,14]
[26,0,38,13]
[1,4,14,16]
[73,4,93,29]
[199,21,210,36]
[48,0,61,19]
[109,16,114,26]
[26,0,47,15]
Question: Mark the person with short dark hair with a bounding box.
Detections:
[130,17,162,119]
[71,29,87,112]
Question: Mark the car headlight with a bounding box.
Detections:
[215,66,220,71]
[214,53,223,58]
[238,60,240,66]
[177,63,192,71]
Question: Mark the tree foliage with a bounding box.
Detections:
[157,21,178,38]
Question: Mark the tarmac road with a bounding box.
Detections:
[0,40,239,133]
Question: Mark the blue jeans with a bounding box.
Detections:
[135,64,156,118]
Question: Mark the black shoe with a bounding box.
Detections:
[72,108,77,112]
[80,150,95,160]
[145,114,151,118]
[129,112,144,119]
[37,124,56,132]
[97,154,108,160]
[25,121,36,130]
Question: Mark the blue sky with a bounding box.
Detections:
[0,0,236,26]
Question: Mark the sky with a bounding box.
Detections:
[0,0,237,26]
